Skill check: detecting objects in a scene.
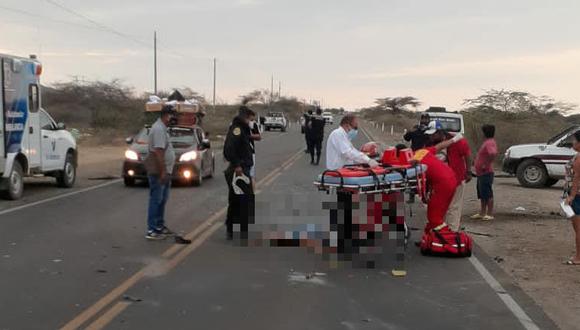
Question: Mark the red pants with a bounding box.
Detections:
[425,182,457,232]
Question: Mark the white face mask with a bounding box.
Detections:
[249,120,255,127]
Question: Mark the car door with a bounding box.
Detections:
[545,130,578,177]
[39,109,60,170]
[195,128,210,174]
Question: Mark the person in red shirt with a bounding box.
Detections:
[412,127,463,232]
[472,125,498,221]
[426,130,472,231]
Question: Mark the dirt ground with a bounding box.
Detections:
[362,120,580,330]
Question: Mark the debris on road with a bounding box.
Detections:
[122,295,143,303]
[493,256,504,264]
[391,269,407,277]
[88,175,119,181]
[515,206,526,212]
[52,259,63,263]
[95,269,108,273]
[465,230,493,237]
[175,235,192,245]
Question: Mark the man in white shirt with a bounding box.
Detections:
[326,114,379,170]
[324,113,378,256]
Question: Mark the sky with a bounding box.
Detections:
[1,0,580,111]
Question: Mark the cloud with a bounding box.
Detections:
[353,48,580,80]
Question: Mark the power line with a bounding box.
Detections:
[44,0,151,48]
[0,4,102,31]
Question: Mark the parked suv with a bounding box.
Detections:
[503,126,579,188]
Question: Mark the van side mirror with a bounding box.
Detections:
[57,122,66,130]
[125,137,134,144]
[201,139,211,149]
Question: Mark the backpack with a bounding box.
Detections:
[420,225,473,258]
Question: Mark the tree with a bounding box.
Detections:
[463,89,577,114]
[375,96,421,113]
[240,89,270,105]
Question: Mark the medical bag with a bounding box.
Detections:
[420,225,473,257]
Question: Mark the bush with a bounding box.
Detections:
[42,80,146,132]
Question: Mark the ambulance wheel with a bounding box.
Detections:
[1,162,24,200]
[57,153,76,188]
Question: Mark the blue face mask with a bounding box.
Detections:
[347,128,358,141]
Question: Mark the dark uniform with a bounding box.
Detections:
[304,112,313,153]
[223,116,255,238]
[308,114,325,164]
[403,125,429,151]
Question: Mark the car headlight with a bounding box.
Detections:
[180,151,197,162]
[125,150,139,161]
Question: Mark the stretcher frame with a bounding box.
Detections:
[313,164,425,195]
[313,164,426,274]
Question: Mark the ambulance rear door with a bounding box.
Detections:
[0,57,5,174]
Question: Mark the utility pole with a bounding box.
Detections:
[278,81,281,99]
[153,31,158,95]
[270,74,274,104]
[212,57,217,112]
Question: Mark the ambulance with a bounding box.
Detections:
[0,54,77,200]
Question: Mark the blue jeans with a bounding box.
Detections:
[147,175,171,233]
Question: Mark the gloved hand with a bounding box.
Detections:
[368,159,379,168]
[451,133,464,143]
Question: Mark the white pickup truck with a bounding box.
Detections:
[263,112,288,132]
[322,112,334,125]
[503,126,579,188]
[0,54,77,200]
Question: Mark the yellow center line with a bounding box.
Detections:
[84,301,131,330]
[60,148,305,330]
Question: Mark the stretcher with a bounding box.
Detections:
[314,164,427,195]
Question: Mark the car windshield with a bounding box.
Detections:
[547,126,580,144]
[268,113,283,117]
[133,127,197,147]
[169,127,197,147]
[429,116,462,133]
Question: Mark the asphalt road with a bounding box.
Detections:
[0,121,557,330]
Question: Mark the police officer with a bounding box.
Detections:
[308,108,325,165]
[404,113,430,151]
[223,106,255,240]
[304,109,313,153]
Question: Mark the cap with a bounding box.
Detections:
[424,120,443,135]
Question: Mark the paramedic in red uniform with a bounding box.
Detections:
[426,129,472,231]
[412,124,464,233]
[325,114,378,254]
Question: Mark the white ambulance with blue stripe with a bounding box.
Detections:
[0,54,77,200]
